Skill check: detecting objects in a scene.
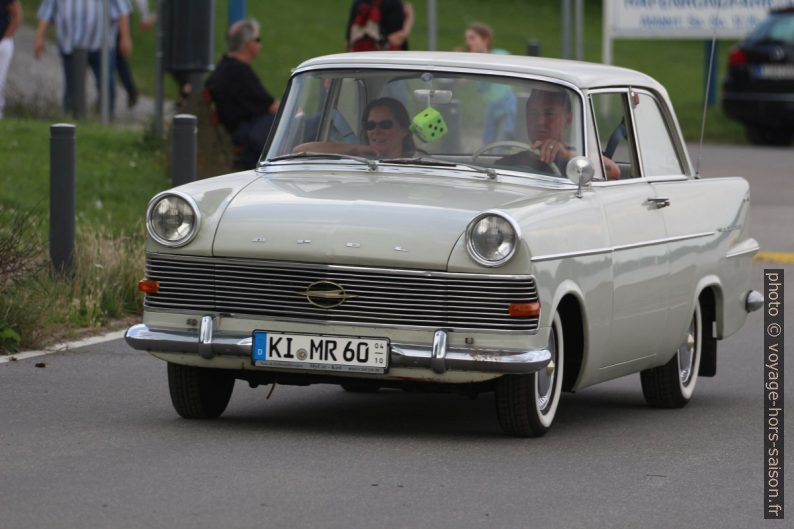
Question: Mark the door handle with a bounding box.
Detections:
[645,196,670,209]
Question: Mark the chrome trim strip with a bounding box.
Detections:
[599,353,656,371]
[148,252,534,281]
[613,231,714,252]
[531,247,612,263]
[125,323,551,375]
[726,243,761,259]
[142,307,537,335]
[531,231,715,262]
[592,175,689,187]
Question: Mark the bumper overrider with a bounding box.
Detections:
[125,318,551,376]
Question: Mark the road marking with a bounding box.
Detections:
[0,330,127,364]
[754,252,794,265]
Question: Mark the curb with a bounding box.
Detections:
[754,252,794,265]
[0,330,127,364]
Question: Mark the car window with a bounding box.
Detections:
[748,13,794,44]
[631,92,684,177]
[264,69,585,179]
[590,92,638,179]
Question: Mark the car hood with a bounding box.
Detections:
[212,169,554,269]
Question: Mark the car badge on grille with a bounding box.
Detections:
[300,280,357,308]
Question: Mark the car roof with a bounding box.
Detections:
[294,51,665,92]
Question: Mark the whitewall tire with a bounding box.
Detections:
[641,303,702,408]
[495,313,564,437]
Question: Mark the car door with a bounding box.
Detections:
[590,90,671,376]
[628,89,725,349]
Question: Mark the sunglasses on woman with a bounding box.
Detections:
[364,119,394,131]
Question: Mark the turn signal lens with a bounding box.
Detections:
[137,279,160,294]
[508,302,541,317]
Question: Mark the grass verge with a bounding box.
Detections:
[0,118,168,353]
[0,222,145,352]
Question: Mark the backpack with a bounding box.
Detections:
[349,0,385,51]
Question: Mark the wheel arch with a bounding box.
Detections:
[548,282,587,393]
[696,282,721,377]
[694,275,724,338]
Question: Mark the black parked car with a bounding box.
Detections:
[723,7,794,145]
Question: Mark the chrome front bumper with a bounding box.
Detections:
[125,321,551,375]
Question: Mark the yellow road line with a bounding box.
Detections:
[754,252,794,264]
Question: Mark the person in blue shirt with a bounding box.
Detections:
[34,0,132,116]
[464,22,517,144]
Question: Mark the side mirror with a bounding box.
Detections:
[566,156,594,198]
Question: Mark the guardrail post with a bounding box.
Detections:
[50,124,76,275]
[172,114,197,186]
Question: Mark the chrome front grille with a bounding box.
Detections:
[144,254,539,332]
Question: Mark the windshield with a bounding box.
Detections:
[263,69,584,178]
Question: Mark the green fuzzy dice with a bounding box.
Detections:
[410,107,448,143]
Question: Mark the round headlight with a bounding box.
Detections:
[466,212,519,267]
[146,193,199,247]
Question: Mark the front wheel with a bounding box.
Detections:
[640,303,702,408]
[495,313,564,437]
[167,363,235,419]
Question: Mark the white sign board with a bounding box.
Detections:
[607,0,794,39]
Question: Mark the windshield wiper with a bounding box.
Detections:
[267,151,378,170]
[379,156,456,167]
[380,156,498,180]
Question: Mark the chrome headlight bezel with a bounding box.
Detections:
[145,191,201,248]
[465,211,521,267]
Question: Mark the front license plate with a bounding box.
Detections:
[251,331,389,374]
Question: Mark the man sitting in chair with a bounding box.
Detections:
[205,20,280,168]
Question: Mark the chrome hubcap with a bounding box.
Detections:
[536,330,556,412]
[678,317,696,386]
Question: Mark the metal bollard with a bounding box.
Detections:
[71,49,88,118]
[171,114,197,186]
[527,40,541,57]
[50,124,76,275]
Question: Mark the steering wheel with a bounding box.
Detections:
[471,140,561,177]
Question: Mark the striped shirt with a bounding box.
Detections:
[37,0,131,54]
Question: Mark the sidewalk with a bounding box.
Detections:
[5,23,159,126]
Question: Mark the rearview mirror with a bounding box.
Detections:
[413,89,454,105]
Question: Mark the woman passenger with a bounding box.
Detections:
[293,97,415,158]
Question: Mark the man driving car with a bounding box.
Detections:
[498,89,620,180]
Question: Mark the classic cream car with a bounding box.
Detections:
[126,52,762,437]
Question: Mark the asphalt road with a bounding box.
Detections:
[0,145,791,529]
